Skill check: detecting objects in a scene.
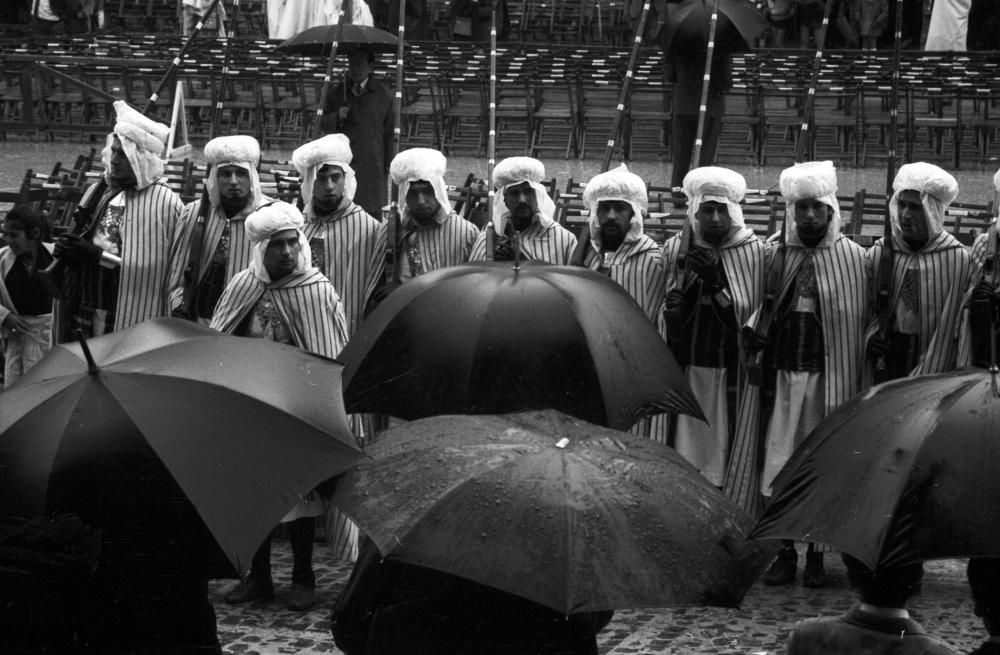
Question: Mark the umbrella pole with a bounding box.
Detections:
[73,329,99,374]
[872,0,904,384]
[599,0,651,172]
[313,1,350,140]
[689,0,720,170]
[794,0,834,163]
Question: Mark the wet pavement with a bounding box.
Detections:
[211,540,985,654]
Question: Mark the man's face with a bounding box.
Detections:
[1,219,35,256]
[897,189,930,245]
[405,180,441,224]
[216,164,252,207]
[263,228,301,280]
[695,200,732,245]
[596,200,633,251]
[312,164,346,213]
[793,198,832,241]
[347,50,374,84]
[109,136,137,188]
[503,182,538,231]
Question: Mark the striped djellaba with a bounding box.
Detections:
[582,234,665,323]
[369,211,479,284]
[468,221,578,265]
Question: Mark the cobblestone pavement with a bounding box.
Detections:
[211,541,985,654]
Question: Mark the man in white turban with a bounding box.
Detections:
[53,100,182,340]
[293,133,381,338]
[656,166,764,501]
[167,135,273,323]
[370,147,478,294]
[211,201,348,612]
[959,168,1000,369]
[746,161,870,589]
[469,156,577,264]
[577,164,664,322]
[865,162,974,379]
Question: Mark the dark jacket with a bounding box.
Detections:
[786,607,956,655]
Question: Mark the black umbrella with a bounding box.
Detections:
[277,24,399,55]
[660,0,766,54]
[341,262,703,431]
[0,318,362,578]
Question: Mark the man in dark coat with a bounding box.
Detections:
[321,47,394,219]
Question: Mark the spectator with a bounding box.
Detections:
[449,0,508,41]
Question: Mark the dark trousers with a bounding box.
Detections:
[250,517,316,587]
[671,113,722,188]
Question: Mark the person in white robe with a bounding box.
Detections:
[267,0,374,40]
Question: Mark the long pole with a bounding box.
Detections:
[488,6,498,220]
[145,0,225,112]
[599,0,650,171]
[313,0,351,139]
[690,0,720,170]
[382,0,407,287]
[210,0,242,139]
[794,0,835,162]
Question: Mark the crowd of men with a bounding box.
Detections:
[5,94,1000,653]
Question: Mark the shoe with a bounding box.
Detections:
[287,582,316,611]
[803,552,830,588]
[763,547,797,586]
[224,577,274,604]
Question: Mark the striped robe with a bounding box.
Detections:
[865,231,974,378]
[61,179,183,339]
[582,234,665,322]
[166,194,274,314]
[653,228,765,485]
[303,202,382,338]
[370,210,479,284]
[956,229,993,367]
[468,220,578,265]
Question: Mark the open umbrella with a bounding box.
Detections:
[0,318,362,578]
[332,409,772,614]
[277,24,399,55]
[660,0,766,54]
[341,262,703,431]
[750,368,1000,569]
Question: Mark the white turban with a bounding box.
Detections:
[583,164,646,247]
[682,166,748,247]
[292,134,357,212]
[891,162,959,239]
[204,135,262,210]
[780,160,842,247]
[390,147,452,226]
[491,156,557,234]
[103,100,169,190]
[245,201,313,283]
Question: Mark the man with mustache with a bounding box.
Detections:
[167,135,273,323]
[577,164,664,322]
[469,156,576,264]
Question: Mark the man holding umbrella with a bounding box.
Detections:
[657,166,763,487]
[370,147,479,287]
[320,46,394,218]
[167,135,273,323]
[293,133,383,338]
[579,164,665,323]
[210,201,349,611]
[469,156,577,264]
[865,162,974,380]
[750,161,870,588]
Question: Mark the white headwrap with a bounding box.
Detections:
[583,164,646,247]
[292,134,357,212]
[779,160,842,247]
[244,201,313,283]
[682,166,747,247]
[204,135,262,210]
[103,100,169,190]
[491,156,557,234]
[891,162,959,240]
[390,147,452,226]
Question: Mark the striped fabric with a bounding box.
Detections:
[65,180,183,338]
[468,221,578,265]
[370,211,479,284]
[302,202,382,338]
[957,230,996,367]
[581,234,665,322]
[166,195,274,315]
[866,231,974,378]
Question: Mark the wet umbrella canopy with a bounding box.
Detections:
[660,0,767,54]
[332,410,772,614]
[277,24,399,55]
[751,369,1000,569]
[341,262,703,431]
[0,318,362,578]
